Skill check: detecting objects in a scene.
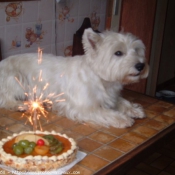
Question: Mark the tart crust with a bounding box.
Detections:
[0,130,78,172]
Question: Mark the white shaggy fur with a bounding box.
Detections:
[0,28,149,128]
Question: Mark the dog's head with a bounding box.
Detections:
[82,28,149,84]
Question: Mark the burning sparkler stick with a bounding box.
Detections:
[32,89,37,132]
[15,48,65,132]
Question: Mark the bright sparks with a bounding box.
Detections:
[32,102,38,109]
[16,48,65,131]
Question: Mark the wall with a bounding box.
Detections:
[0,0,107,59]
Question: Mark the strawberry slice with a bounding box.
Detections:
[36,139,45,146]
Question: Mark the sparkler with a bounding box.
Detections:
[32,89,37,132]
[16,48,65,132]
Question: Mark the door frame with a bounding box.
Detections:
[146,0,168,96]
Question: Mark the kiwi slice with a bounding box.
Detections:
[49,142,62,151]
[50,145,63,154]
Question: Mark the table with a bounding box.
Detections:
[0,90,175,175]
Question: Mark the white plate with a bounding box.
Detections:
[0,151,87,175]
[158,90,175,98]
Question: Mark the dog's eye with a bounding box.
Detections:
[115,51,123,56]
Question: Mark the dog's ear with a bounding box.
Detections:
[82,28,102,53]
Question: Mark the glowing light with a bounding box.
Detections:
[32,102,38,109]
[38,47,43,64]
[15,47,65,132]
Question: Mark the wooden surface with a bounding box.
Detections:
[105,0,114,29]
[72,18,92,56]
[95,123,175,175]
[0,90,175,174]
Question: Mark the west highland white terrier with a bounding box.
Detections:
[0,28,149,128]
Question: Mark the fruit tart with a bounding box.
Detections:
[0,130,77,172]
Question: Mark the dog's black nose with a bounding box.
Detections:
[135,63,145,71]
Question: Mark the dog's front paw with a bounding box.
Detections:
[18,102,29,112]
[43,102,52,111]
[110,112,135,128]
[116,117,135,128]
[129,103,145,119]
[96,110,135,128]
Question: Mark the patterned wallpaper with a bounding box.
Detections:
[0,0,107,59]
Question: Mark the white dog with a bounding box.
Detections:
[0,28,149,128]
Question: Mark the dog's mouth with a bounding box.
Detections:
[129,72,140,77]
